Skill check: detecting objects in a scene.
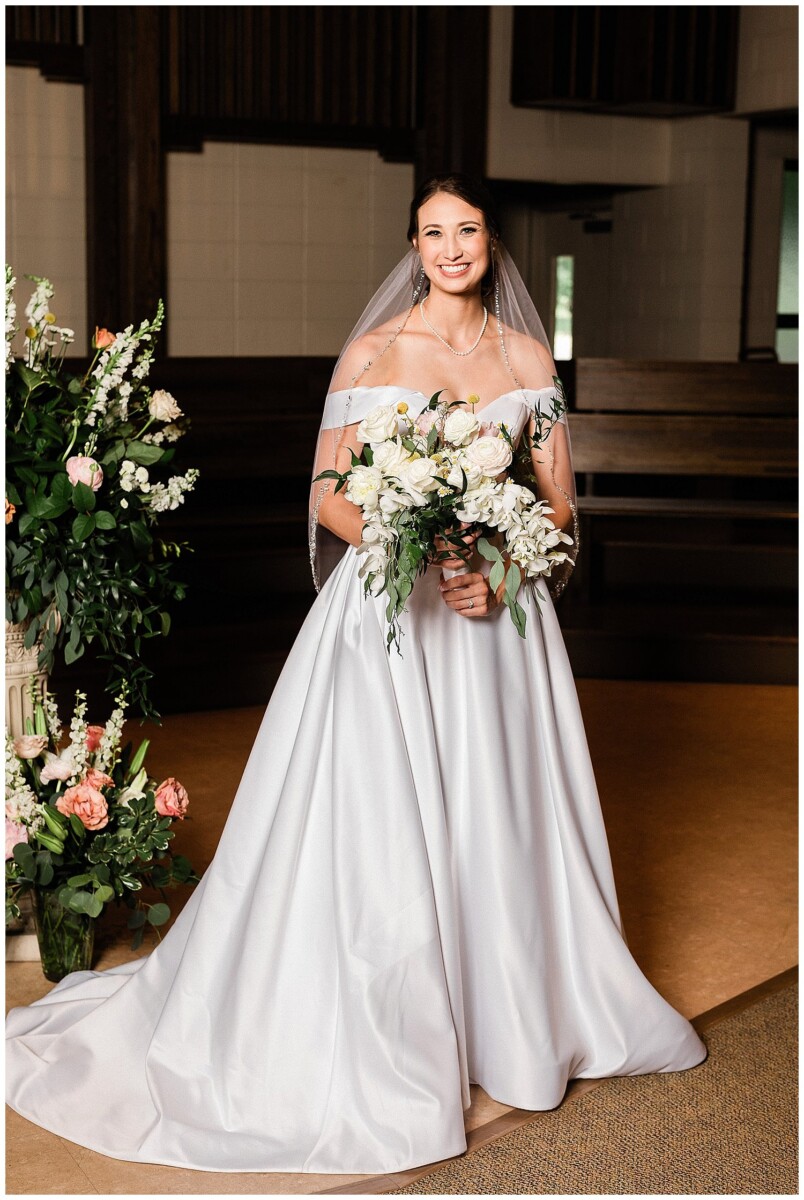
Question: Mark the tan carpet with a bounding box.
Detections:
[388,980,798,1195]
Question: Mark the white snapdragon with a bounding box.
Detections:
[95,689,128,775]
[66,692,89,786]
[5,266,17,372]
[146,468,200,514]
[41,688,63,743]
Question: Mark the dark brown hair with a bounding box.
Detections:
[406,173,502,243]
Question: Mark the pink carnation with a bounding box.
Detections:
[154,778,189,820]
[85,725,105,753]
[5,819,28,860]
[414,410,439,435]
[84,767,114,790]
[66,456,104,492]
[56,783,109,831]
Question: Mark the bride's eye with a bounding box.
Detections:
[461,227,479,235]
[425,230,441,237]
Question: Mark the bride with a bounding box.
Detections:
[6,174,707,1175]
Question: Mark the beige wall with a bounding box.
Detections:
[5,66,87,355]
[486,7,671,186]
[735,6,798,114]
[167,144,414,356]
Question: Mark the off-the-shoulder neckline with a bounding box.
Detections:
[325,383,558,417]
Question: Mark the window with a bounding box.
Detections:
[775,162,798,363]
[553,255,574,361]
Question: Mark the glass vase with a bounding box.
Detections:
[31,889,96,982]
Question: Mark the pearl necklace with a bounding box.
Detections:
[419,296,488,356]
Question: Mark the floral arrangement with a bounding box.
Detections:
[5,680,198,953]
[316,384,574,649]
[5,268,199,719]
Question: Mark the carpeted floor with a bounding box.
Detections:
[387,979,798,1196]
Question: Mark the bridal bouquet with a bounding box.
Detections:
[5,268,199,719]
[5,680,199,972]
[315,387,574,649]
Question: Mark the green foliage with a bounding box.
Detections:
[5,292,197,720]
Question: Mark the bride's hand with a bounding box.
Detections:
[429,524,479,570]
[438,570,499,617]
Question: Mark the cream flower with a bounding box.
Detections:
[13,735,48,760]
[443,409,480,447]
[149,389,182,422]
[356,404,399,444]
[345,465,383,512]
[396,457,441,505]
[371,438,413,476]
[464,436,513,475]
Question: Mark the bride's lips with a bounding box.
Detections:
[438,263,472,277]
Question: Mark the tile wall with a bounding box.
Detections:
[6,66,87,355]
[167,144,414,356]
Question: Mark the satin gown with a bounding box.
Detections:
[5,386,707,1173]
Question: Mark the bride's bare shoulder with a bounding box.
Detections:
[330,313,412,390]
[501,327,557,389]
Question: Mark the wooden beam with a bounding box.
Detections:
[84,7,166,336]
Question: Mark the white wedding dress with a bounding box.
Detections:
[6,386,707,1174]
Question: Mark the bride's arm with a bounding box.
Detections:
[527,419,574,534]
[315,422,366,548]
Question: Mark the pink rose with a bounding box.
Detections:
[154,778,189,820]
[414,410,439,435]
[84,767,114,790]
[479,420,502,438]
[6,819,28,860]
[66,456,104,492]
[85,725,105,753]
[56,783,109,831]
[13,735,48,760]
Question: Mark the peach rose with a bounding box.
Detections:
[85,725,105,753]
[93,326,115,350]
[154,778,189,820]
[6,819,28,860]
[13,735,48,760]
[66,456,104,492]
[84,767,114,790]
[55,783,109,831]
[5,497,16,525]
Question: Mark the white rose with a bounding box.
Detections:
[345,465,383,512]
[357,404,399,444]
[396,457,441,505]
[371,438,412,476]
[443,409,480,447]
[149,389,182,422]
[464,435,513,476]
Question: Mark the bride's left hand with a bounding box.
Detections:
[438,570,500,617]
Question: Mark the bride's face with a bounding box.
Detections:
[412,192,492,297]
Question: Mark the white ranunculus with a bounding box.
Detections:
[149,389,182,422]
[371,437,412,476]
[345,464,383,512]
[443,409,480,447]
[396,457,441,505]
[357,404,399,444]
[464,435,513,475]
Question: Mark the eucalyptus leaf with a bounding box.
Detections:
[146,902,170,926]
